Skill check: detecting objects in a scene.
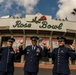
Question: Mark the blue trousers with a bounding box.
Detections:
[0,71,13,75]
[24,71,37,75]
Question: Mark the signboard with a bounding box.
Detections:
[10,15,66,32]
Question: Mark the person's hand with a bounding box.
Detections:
[70,44,75,50]
[42,43,47,47]
[13,48,20,54]
[20,43,24,46]
[20,40,24,47]
[16,50,20,53]
[47,45,51,49]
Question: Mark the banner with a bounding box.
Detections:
[52,38,58,48]
[26,36,32,46]
[39,37,50,46]
[13,36,23,48]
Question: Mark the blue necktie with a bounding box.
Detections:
[32,46,35,50]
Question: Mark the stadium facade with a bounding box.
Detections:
[0,13,76,63]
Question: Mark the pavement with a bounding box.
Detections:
[14,63,76,75]
[14,67,76,75]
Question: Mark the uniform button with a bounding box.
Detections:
[58,63,59,65]
[58,56,60,57]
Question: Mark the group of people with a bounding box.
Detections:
[0,36,76,75]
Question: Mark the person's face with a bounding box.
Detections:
[58,41,65,46]
[7,41,13,47]
[31,40,37,46]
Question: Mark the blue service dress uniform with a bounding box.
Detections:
[19,45,46,75]
[0,46,15,75]
[48,45,76,75]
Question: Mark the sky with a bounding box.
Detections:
[0,0,76,21]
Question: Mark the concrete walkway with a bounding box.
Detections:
[14,67,76,75]
[14,63,76,75]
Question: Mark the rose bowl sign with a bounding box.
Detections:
[10,15,66,32]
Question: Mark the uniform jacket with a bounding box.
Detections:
[0,46,15,72]
[48,45,76,74]
[20,45,46,73]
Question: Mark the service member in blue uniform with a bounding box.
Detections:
[47,36,76,75]
[19,36,47,75]
[0,38,18,75]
